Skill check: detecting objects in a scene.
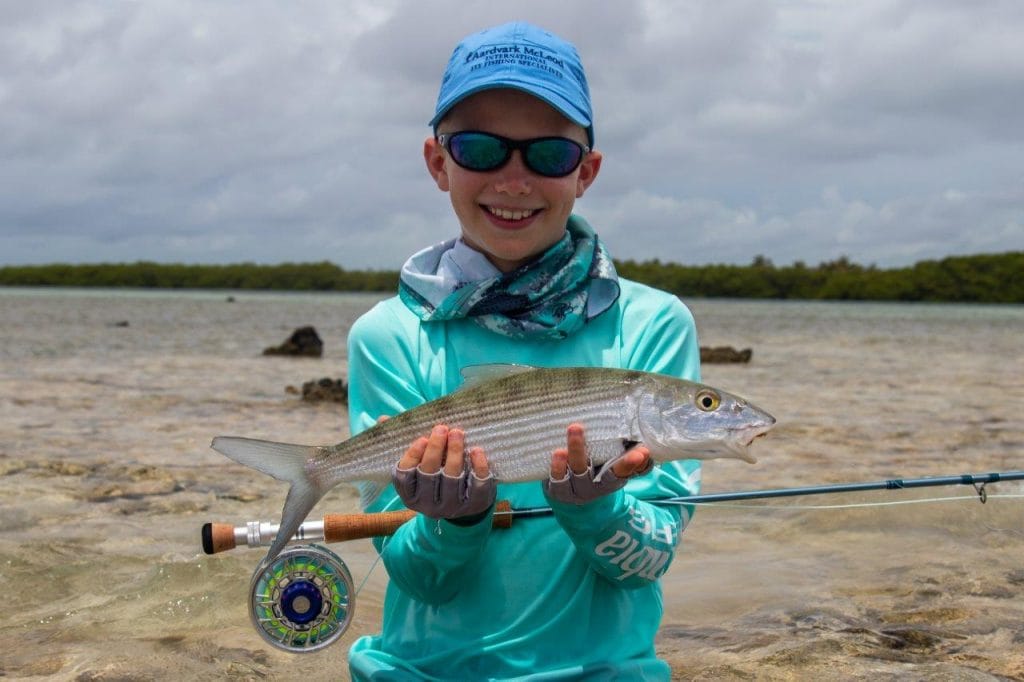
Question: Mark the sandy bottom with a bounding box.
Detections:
[2,294,1022,680]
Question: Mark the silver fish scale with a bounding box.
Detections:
[314,367,648,484]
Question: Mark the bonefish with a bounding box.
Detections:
[212,365,775,562]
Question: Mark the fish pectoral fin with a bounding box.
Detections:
[459,363,538,390]
[594,453,628,483]
[358,481,387,510]
[589,438,635,483]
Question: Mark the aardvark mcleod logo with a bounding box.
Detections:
[465,42,566,79]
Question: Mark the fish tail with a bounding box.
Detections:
[211,436,327,562]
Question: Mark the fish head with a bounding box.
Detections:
[637,381,775,464]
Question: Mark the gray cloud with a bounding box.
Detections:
[1,0,1021,268]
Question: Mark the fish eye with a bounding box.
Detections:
[695,389,721,412]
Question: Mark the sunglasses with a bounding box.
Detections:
[437,131,590,178]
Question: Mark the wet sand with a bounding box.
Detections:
[1,290,1021,680]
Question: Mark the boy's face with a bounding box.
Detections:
[425,89,602,273]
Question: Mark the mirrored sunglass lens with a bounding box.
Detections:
[450,133,508,170]
[525,139,583,176]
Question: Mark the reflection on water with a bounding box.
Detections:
[1,289,1022,680]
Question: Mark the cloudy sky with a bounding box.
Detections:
[2,1,1022,269]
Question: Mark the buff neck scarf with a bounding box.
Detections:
[398,215,620,340]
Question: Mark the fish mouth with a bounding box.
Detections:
[744,413,776,444]
[728,423,775,463]
[743,426,773,447]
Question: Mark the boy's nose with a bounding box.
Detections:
[492,150,532,195]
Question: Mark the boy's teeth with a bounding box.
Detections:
[489,207,535,220]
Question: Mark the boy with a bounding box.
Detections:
[346,22,701,680]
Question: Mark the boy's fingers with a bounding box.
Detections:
[398,436,428,470]
[468,447,489,479]
[550,449,569,480]
[611,446,652,478]
[444,429,466,477]
[566,424,588,475]
[418,425,448,474]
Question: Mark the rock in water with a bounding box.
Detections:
[300,377,348,403]
[263,326,323,357]
[700,346,753,363]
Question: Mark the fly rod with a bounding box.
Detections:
[214,469,1024,653]
[202,470,1024,554]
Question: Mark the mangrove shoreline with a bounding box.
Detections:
[1,252,1021,303]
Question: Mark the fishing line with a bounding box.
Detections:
[354,542,386,597]
[489,494,1022,519]
[677,492,1024,511]
[352,548,385,598]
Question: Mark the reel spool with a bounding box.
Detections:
[248,544,355,652]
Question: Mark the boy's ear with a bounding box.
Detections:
[424,137,450,192]
[575,150,602,198]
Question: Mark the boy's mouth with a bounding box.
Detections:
[485,206,538,222]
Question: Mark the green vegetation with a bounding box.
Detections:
[614,252,1023,303]
[1,252,1021,302]
[0,260,398,292]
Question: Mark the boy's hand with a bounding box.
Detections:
[392,425,496,521]
[544,423,653,505]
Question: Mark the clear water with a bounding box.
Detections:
[1,288,1022,680]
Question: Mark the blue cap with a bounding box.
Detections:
[430,22,594,146]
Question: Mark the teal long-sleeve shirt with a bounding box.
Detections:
[346,278,702,681]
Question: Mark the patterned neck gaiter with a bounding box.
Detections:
[398,215,620,340]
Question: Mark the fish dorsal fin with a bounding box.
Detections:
[459,364,537,390]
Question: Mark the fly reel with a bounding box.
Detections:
[248,544,354,652]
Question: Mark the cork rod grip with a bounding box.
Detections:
[323,509,417,542]
[322,500,514,541]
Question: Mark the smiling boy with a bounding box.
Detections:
[427,88,599,273]
[346,22,702,680]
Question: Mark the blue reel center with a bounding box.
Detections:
[281,579,324,625]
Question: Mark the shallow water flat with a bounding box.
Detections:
[1,289,1021,680]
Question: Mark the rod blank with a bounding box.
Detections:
[201,471,1024,554]
[654,471,1024,506]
